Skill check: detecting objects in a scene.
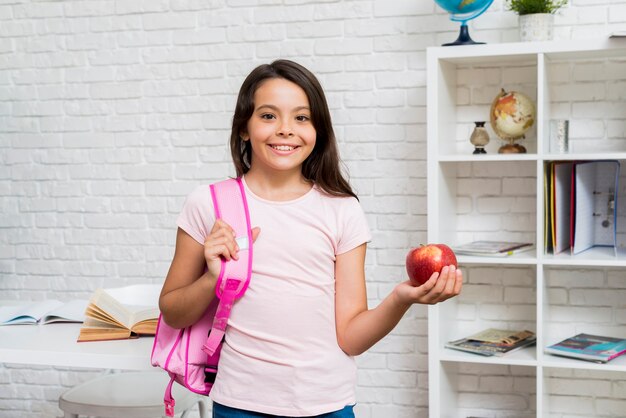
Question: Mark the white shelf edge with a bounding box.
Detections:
[540,247,626,267]
[438,154,538,162]
[457,255,537,265]
[541,355,626,373]
[541,153,626,161]
[438,152,626,163]
[427,38,626,61]
[438,345,538,367]
[457,255,626,268]
[438,353,626,373]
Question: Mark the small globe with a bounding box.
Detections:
[490,89,536,153]
[433,0,495,45]
[434,0,495,23]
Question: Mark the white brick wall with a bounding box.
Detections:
[1,1,626,417]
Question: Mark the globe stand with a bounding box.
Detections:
[498,140,527,154]
[443,23,485,46]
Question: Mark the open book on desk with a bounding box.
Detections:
[77,284,161,342]
[0,299,88,325]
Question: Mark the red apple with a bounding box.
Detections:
[405,244,457,286]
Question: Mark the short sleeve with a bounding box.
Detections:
[336,197,372,255]
[176,185,215,245]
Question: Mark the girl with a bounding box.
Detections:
[159,59,462,418]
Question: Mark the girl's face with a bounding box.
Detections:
[243,78,317,177]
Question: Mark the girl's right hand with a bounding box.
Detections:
[393,265,462,307]
[203,220,260,279]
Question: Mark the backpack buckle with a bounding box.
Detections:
[164,398,175,417]
[235,235,249,250]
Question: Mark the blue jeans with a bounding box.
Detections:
[212,402,355,418]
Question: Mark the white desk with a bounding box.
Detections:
[0,323,154,370]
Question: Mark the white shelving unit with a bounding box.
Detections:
[427,38,626,418]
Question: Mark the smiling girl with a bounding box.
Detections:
[158,59,462,418]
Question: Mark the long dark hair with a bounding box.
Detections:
[230,59,356,199]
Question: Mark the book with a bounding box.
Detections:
[445,328,536,357]
[77,284,161,342]
[453,241,534,257]
[545,333,626,363]
[0,299,88,325]
[553,161,573,254]
[544,164,553,253]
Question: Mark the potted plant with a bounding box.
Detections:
[507,0,568,42]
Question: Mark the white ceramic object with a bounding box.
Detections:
[519,13,554,42]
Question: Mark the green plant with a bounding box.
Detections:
[507,0,568,15]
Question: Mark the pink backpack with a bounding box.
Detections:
[151,178,253,417]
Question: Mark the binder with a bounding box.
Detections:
[570,160,620,255]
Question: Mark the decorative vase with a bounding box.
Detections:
[469,121,490,154]
[519,13,554,42]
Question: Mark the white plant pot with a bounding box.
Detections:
[519,13,554,42]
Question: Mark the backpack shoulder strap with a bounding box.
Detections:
[202,177,253,356]
[210,177,253,298]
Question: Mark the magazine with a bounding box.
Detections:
[445,328,536,357]
[0,299,88,325]
[453,241,534,257]
[545,333,626,363]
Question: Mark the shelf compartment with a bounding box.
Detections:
[428,54,538,157]
[435,160,537,250]
[438,265,537,354]
[542,266,626,369]
[541,158,626,265]
[542,52,626,155]
[437,362,536,418]
[542,368,626,417]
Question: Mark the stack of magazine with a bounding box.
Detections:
[445,328,536,357]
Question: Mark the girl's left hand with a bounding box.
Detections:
[394,265,463,307]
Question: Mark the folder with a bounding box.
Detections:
[570,160,620,255]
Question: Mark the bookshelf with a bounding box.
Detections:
[427,38,626,418]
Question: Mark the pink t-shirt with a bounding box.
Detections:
[176,177,371,416]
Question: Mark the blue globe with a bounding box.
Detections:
[434,0,494,46]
